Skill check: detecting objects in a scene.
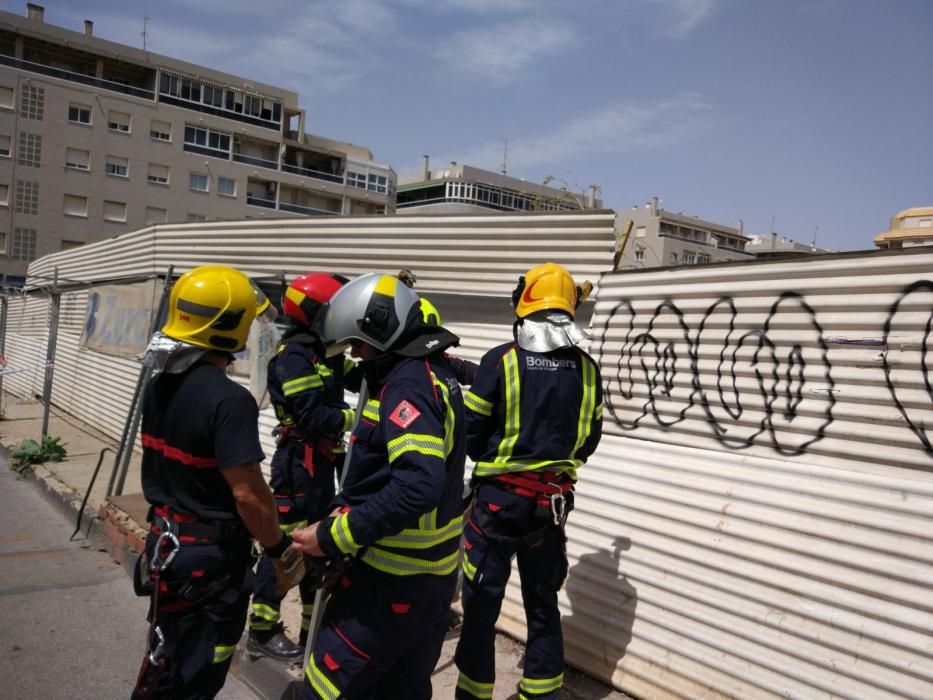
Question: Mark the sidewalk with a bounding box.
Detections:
[0,393,630,700]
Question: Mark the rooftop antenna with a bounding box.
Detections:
[141,15,150,51]
[500,138,508,175]
[812,225,819,248]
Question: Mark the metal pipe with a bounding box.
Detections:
[0,275,8,413]
[302,377,368,665]
[111,267,175,497]
[40,268,60,441]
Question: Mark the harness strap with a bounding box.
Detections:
[150,506,244,544]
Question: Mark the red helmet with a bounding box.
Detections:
[282,273,347,327]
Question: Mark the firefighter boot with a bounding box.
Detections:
[247,629,302,661]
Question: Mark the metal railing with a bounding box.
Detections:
[281,163,344,184]
[0,54,155,100]
[233,152,279,170]
[246,195,277,209]
[279,201,338,216]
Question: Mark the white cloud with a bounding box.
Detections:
[442,94,713,173]
[435,18,578,83]
[649,0,716,38]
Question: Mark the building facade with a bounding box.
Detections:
[614,197,753,269]
[0,4,395,283]
[873,206,933,250]
[746,233,835,258]
[396,157,602,214]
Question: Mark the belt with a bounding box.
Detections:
[149,505,245,544]
[492,471,574,505]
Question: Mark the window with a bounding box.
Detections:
[669,252,678,265]
[189,173,209,192]
[60,240,84,251]
[14,180,38,215]
[147,163,169,185]
[635,226,646,238]
[105,155,128,177]
[19,84,43,120]
[697,253,711,265]
[0,232,6,254]
[150,120,171,141]
[68,103,92,125]
[11,227,37,261]
[683,251,696,265]
[217,177,236,197]
[107,110,131,133]
[17,132,41,167]
[186,213,207,222]
[367,173,387,194]
[0,86,13,110]
[183,125,230,158]
[634,247,645,263]
[63,194,88,217]
[103,200,127,222]
[203,85,224,107]
[145,207,167,224]
[0,134,9,158]
[0,184,8,206]
[65,147,90,170]
[347,171,367,189]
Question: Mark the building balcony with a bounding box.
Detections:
[0,54,155,100]
[233,152,279,170]
[246,195,276,209]
[281,163,343,184]
[279,201,338,216]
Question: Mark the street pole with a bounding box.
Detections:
[0,274,8,416]
[40,268,61,441]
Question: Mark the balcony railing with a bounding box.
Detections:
[246,195,276,209]
[233,152,279,170]
[0,54,155,99]
[279,201,339,216]
[281,163,344,184]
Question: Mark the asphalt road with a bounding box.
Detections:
[0,462,258,700]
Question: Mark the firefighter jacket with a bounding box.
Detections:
[464,342,603,481]
[268,327,355,438]
[316,352,467,599]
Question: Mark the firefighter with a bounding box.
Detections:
[132,265,305,699]
[247,272,356,660]
[290,273,467,700]
[454,262,603,700]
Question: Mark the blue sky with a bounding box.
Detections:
[32,0,933,251]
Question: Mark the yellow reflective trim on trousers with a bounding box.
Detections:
[377,513,463,549]
[329,513,360,555]
[251,603,280,622]
[362,398,380,422]
[519,673,564,694]
[464,390,493,417]
[360,546,459,576]
[462,555,477,582]
[387,433,445,463]
[472,458,581,479]
[213,644,236,664]
[282,373,323,396]
[306,653,341,700]
[494,349,520,462]
[457,671,494,699]
[279,519,308,535]
[572,358,597,458]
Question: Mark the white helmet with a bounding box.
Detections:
[314,273,419,357]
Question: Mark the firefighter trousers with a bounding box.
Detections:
[131,532,252,700]
[302,564,452,700]
[250,444,337,639]
[454,483,569,700]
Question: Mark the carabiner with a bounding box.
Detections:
[148,625,166,664]
[549,493,566,527]
[149,531,180,574]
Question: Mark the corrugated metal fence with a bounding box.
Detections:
[3,215,932,699]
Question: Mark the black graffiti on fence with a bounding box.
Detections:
[594,291,836,455]
[882,280,933,457]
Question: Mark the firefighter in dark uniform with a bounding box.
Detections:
[132,265,305,699]
[290,273,467,700]
[247,273,356,659]
[454,262,603,700]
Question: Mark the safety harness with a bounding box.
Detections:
[470,470,575,546]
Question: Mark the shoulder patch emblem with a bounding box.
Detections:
[389,400,421,429]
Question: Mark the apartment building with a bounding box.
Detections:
[0,4,395,284]
[396,157,602,214]
[746,233,835,258]
[615,197,753,269]
[873,206,933,250]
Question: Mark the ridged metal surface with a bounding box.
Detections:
[5,225,933,699]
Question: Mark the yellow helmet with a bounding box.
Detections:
[162,265,269,352]
[419,297,442,326]
[512,262,578,318]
